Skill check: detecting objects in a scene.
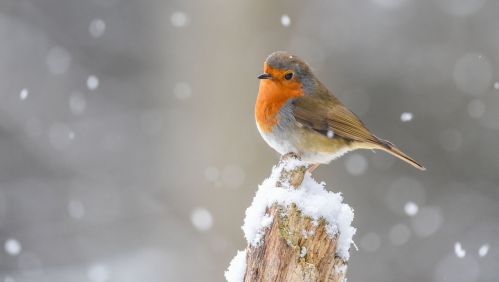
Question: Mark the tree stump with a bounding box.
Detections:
[226,154,355,282]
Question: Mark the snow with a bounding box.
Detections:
[454,242,466,258]
[327,130,334,138]
[404,201,419,216]
[400,112,413,122]
[335,264,347,274]
[301,228,315,238]
[87,75,99,90]
[19,88,28,100]
[300,246,307,258]
[4,239,21,256]
[241,158,356,260]
[225,250,247,282]
[280,15,291,27]
[260,214,273,229]
[478,244,489,257]
[190,207,213,231]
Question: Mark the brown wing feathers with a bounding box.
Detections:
[292,96,425,170]
[292,96,378,144]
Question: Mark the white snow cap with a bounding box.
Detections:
[241,158,356,260]
[225,250,247,282]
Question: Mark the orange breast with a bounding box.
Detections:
[255,67,303,132]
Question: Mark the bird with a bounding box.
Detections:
[255,51,425,172]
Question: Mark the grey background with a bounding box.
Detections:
[0,0,498,281]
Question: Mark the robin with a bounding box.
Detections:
[255,51,425,172]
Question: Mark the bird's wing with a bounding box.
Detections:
[291,95,380,144]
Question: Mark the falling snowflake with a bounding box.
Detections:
[4,239,21,256]
[404,201,419,216]
[478,244,489,257]
[400,112,413,122]
[191,207,213,231]
[454,242,466,258]
[281,15,291,27]
[87,75,99,90]
[19,88,29,100]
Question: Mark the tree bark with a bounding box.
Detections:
[244,154,348,282]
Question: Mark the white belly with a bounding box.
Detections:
[257,123,297,156]
[300,147,352,164]
[257,123,352,164]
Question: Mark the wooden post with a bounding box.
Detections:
[225,153,352,282]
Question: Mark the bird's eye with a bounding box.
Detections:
[284,72,293,80]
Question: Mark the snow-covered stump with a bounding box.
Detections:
[225,153,356,282]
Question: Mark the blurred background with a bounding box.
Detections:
[1,0,498,281]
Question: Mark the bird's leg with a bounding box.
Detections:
[307,163,320,173]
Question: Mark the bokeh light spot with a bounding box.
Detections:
[4,239,21,256]
[345,153,368,176]
[453,53,492,96]
[191,207,213,231]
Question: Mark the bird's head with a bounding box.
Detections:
[257,51,315,93]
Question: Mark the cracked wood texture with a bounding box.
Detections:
[244,154,347,282]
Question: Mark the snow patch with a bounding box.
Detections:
[454,242,466,258]
[400,112,413,122]
[280,15,291,27]
[225,250,247,282]
[327,130,335,138]
[19,88,29,100]
[404,201,419,216]
[4,239,21,256]
[190,207,213,231]
[335,264,347,274]
[300,246,307,258]
[478,244,489,257]
[87,75,99,90]
[241,159,356,260]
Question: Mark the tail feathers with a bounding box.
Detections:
[377,139,426,171]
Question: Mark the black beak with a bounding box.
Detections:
[257,73,272,79]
